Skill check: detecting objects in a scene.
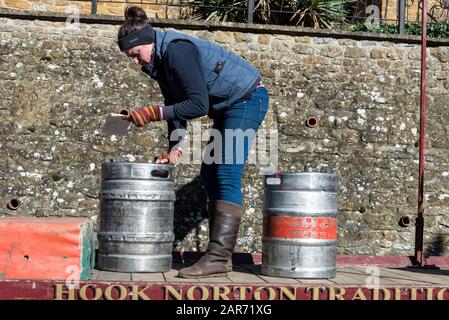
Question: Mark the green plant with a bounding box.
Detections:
[189,0,248,22]
[347,21,449,38]
[289,0,355,29]
[188,0,292,24]
[427,22,449,38]
[405,22,421,36]
[187,0,449,36]
[188,0,356,27]
[348,22,397,34]
[253,0,288,25]
[348,22,368,32]
[377,23,398,34]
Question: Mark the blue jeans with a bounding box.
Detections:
[200,87,269,206]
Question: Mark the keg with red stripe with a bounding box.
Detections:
[261,172,338,279]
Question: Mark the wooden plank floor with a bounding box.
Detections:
[92,264,449,286]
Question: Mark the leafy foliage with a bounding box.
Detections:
[189,0,248,23]
[187,0,449,37]
[188,0,356,28]
[289,0,354,29]
[348,21,449,38]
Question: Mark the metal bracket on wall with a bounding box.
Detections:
[91,0,98,15]
[247,0,254,23]
[398,0,406,35]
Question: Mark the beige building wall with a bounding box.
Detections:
[382,0,447,23]
[1,0,448,25]
[0,0,185,19]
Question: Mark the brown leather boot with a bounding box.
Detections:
[178,200,242,278]
[208,200,232,269]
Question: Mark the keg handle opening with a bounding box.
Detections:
[266,177,281,185]
[119,109,129,117]
[151,169,170,179]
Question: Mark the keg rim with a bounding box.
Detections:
[102,162,175,169]
[273,172,337,177]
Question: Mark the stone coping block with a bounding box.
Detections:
[0,7,448,47]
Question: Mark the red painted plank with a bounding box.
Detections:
[425,257,449,268]
[336,256,413,267]
[0,217,91,280]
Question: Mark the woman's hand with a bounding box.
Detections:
[128,104,162,127]
[155,148,183,165]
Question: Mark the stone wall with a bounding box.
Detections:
[1,10,449,256]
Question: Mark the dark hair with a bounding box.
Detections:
[118,6,148,41]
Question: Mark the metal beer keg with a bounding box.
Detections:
[262,172,338,279]
[97,161,175,272]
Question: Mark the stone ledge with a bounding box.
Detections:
[0,7,448,47]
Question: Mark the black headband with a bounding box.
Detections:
[118,24,155,51]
